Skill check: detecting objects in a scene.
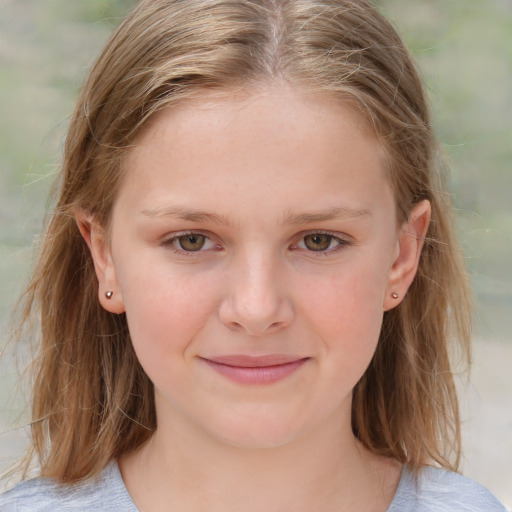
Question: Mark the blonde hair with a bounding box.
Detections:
[18,0,471,483]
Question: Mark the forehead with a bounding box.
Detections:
[128,85,385,171]
[136,85,378,147]
[117,85,392,223]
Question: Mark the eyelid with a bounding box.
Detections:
[160,229,352,256]
[292,230,352,254]
[162,230,221,254]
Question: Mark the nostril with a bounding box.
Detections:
[225,321,245,333]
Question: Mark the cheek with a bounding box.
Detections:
[302,257,386,326]
[117,262,217,364]
[296,257,387,373]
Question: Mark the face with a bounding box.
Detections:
[85,86,429,449]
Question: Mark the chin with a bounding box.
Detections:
[204,408,311,450]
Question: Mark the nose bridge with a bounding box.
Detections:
[219,245,293,335]
[238,250,278,307]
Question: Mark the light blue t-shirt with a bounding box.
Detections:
[0,462,507,511]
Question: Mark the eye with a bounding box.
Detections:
[165,232,218,253]
[295,232,349,253]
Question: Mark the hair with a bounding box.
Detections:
[16,0,472,483]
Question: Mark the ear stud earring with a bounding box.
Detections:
[105,291,113,300]
[391,292,399,299]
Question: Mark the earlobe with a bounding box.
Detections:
[383,200,431,311]
[76,211,125,314]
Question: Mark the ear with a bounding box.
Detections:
[383,200,431,311]
[76,211,125,314]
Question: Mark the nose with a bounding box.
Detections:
[218,251,294,336]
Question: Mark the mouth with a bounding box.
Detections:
[199,355,310,385]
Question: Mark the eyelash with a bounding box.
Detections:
[162,231,220,256]
[161,230,351,256]
[292,231,351,256]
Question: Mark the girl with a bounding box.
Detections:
[1,0,507,510]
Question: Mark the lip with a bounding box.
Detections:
[200,355,309,385]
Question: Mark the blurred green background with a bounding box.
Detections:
[1,0,511,505]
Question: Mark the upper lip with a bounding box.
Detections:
[200,355,308,368]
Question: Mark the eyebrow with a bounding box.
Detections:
[140,206,230,224]
[282,207,372,225]
[140,205,372,225]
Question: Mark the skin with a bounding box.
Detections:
[79,85,430,512]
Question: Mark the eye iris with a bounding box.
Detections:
[178,234,205,251]
[304,234,332,251]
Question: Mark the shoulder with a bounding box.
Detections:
[0,463,137,512]
[388,465,508,512]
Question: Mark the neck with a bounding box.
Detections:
[120,410,400,512]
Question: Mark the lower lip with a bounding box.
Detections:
[203,358,309,385]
